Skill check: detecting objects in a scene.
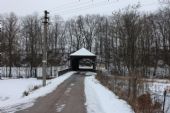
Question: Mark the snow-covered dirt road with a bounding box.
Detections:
[15,72,86,113]
[1,72,134,113]
[0,72,75,113]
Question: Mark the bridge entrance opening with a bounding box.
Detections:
[70,48,96,71]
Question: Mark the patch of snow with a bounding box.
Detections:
[70,83,75,86]
[85,72,96,76]
[145,79,170,113]
[56,104,66,112]
[148,82,170,95]
[70,48,95,56]
[85,74,134,113]
[79,66,93,69]
[0,66,68,78]
[0,78,42,102]
[0,72,75,113]
[147,82,170,113]
[147,67,169,78]
[64,87,72,95]
[0,102,34,113]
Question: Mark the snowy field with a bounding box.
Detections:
[0,66,68,78]
[148,82,170,113]
[1,70,168,113]
[0,78,42,102]
[0,72,75,113]
[85,73,134,113]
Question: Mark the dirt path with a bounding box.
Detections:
[16,72,86,113]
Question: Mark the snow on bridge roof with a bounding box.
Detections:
[70,48,95,56]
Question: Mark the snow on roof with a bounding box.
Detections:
[70,48,95,56]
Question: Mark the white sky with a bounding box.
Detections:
[0,0,167,20]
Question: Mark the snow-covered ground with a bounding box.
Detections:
[85,73,134,113]
[0,78,42,102]
[79,66,93,69]
[148,82,170,113]
[0,66,69,78]
[0,72,75,113]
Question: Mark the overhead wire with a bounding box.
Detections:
[44,0,109,20]
[57,1,117,16]
[45,0,165,19]
[51,0,111,13]
[47,0,102,18]
[50,0,93,11]
[52,0,115,15]
[52,0,153,14]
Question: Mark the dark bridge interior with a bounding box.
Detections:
[70,56,96,71]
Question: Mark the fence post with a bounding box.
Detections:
[163,90,167,113]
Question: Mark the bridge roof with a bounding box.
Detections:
[70,48,95,57]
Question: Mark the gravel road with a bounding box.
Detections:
[16,72,86,113]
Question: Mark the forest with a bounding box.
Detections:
[0,5,170,79]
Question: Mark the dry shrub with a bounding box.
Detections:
[23,85,41,97]
[153,101,162,110]
[96,71,163,113]
[96,71,110,86]
[136,93,162,113]
[107,81,113,90]
[136,93,152,113]
[32,85,40,91]
[23,91,29,96]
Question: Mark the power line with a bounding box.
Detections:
[58,1,111,12]
[45,0,164,19]
[53,0,115,15]
[34,0,92,16]
[58,6,111,17]
[48,0,116,13]
[50,0,93,12]
[60,1,164,17]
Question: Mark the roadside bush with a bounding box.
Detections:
[23,91,29,96]
[32,85,40,91]
[96,71,163,113]
[96,71,110,86]
[23,85,41,97]
[136,93,162,113]
[136,93,152,113]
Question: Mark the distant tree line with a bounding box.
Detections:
[1,5,170,78]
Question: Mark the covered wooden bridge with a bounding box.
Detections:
[70,48,96,71]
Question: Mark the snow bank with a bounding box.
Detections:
[0,72,75,112]
[0,66,69,78]
[85,74,134,113]
[148,82,170,95]
[0,78,42,102]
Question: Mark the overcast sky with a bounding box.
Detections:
[0,0,167,20]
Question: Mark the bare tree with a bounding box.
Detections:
[3,13,19,77]
[67,16,85,51]
[22,14,42,77]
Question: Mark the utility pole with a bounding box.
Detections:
[0,20,3,78]
[0,27,1,79]
[42,10,49,86]
[0,20,2,32]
